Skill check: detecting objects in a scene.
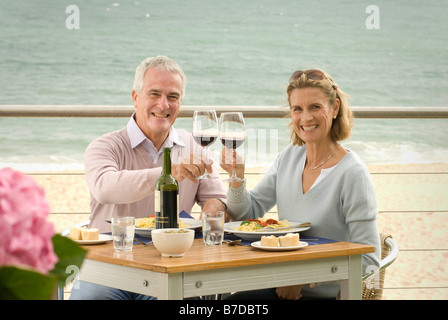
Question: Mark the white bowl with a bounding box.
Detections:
[151,228,195,257]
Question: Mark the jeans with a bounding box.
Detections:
[224,288,280,300]
[69,280,157,300]
[223,288,336,300]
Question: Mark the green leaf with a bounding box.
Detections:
[50,234,87,287]
[0,266,56,300]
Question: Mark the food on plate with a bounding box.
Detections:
[278,233,300,247]
[69,226,83,240]
[234,217,291,232]
[69,226,99,240]
[135,215,189,229]
[163,229,190,234]
[81,228,99,240]
[258,233,300,247]
[260,235,279,247]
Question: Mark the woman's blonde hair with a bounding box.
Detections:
[287,69,353,146]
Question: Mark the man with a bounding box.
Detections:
[70,56,226,300]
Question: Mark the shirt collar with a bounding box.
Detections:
[126,114,185,160]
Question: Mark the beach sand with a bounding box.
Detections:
[27,161,448,300]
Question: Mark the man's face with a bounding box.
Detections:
[132,67,183,145]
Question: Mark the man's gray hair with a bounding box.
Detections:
[133,56,186,98]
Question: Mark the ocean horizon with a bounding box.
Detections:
[1,0,447,171]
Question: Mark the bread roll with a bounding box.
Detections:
[81,228,99,240]
[68,226,83,240]
[279,233,300,247]
[260,235,279,247]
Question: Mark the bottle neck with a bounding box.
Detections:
[162,148,172,175]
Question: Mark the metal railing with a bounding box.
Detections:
[1,105,448,119]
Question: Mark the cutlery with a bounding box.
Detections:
[223,239,242,246]
[134,238,153,246]
[256,222,311,232]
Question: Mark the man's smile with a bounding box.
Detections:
[152,113,169,118]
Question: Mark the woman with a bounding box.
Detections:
[220,69,381,300]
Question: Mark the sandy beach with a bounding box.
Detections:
[25,161,448,300]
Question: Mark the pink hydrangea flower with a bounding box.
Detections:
[0,167,58,274]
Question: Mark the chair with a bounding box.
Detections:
[362,233,399,300]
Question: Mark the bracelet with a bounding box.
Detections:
[229,179,246,195]
[227,189,249,204]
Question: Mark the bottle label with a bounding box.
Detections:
[154,190,160,213]
[155,190,179,228]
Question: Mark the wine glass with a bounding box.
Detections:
[192,110,219,179]
[219,112,246,182]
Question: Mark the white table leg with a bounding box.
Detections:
[339,254,362,300]
[157,273,183,300]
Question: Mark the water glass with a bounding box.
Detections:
[202,211,225,246]
[111,216,135,252]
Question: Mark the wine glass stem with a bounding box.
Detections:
[202,146,209,178]
[231,149,237,178]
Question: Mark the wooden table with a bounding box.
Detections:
[78,238,374,300]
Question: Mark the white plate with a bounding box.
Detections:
[135,218,202,237]
[73,234,113,245]
[251,241,308,251]
[224,221,310,241]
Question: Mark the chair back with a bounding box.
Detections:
[362,233,392,300]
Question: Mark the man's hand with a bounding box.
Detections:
[201,198,231,222]
[275,285,304,300]
[172,153,213,183]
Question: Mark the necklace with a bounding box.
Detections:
[306,143,341,170]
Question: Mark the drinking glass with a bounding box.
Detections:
[192,110,218,179]
[111,216,135,252]
[202,211,225,246]
[219,112,246,182]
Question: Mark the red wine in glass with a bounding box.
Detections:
[220,136,245,150]
[192,110,218,179]
[218,112,246,183]
[194,134,218,147]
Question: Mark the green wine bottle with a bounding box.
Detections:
[155,148,179,229]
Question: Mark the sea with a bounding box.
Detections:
[1,0,447,171]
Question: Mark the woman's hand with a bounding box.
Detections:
[219,148,245,188]
[275,285,304,300]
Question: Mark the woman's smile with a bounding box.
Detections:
[301,124,318,132]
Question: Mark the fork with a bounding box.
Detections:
[134,238,153,246]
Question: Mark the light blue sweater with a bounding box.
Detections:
[227,144,381,298]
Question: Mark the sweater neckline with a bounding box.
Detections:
[299,149,352,196]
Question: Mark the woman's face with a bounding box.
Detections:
[289,87,339,145]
